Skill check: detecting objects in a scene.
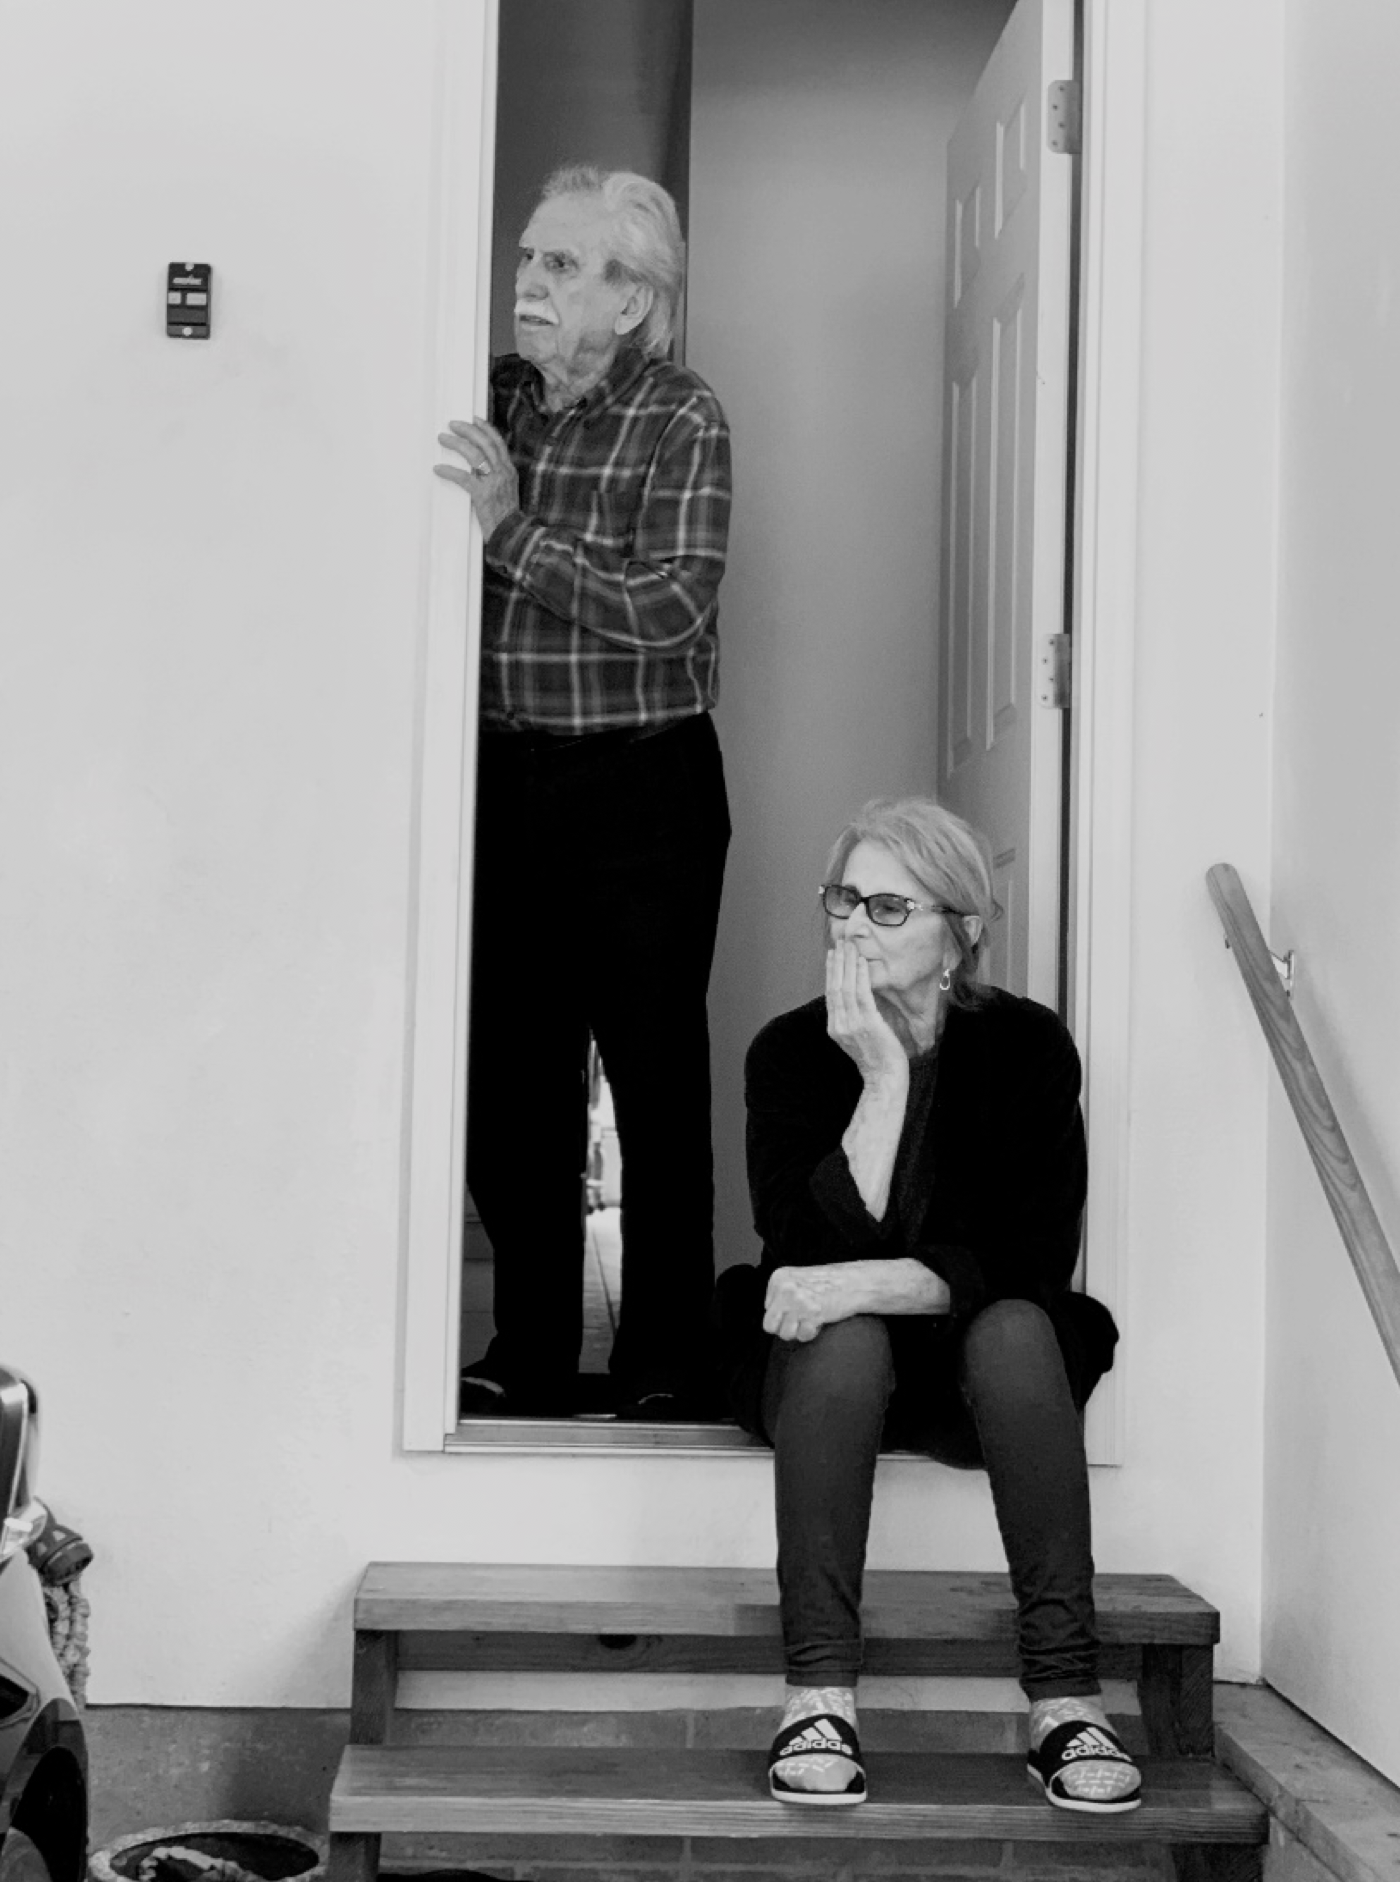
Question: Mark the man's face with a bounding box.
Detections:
[514,194,644,386]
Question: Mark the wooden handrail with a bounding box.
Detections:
[1206,864,1400,1389]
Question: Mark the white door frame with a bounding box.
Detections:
[398,0,1147,1456]
[400,0,499,1451]
[1068,0,1147,1464]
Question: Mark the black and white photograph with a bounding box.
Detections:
[2,1,1397,1877]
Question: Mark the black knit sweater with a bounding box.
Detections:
[743,988,1118,1384]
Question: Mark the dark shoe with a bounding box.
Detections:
[613,1387,712,1423]
[458,1372,509,1419]
[459,1367,579,1420]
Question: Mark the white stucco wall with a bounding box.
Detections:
[1261,0,1400,1788]
[1,0,1280,1709]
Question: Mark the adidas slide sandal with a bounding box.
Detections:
[768,1712,867,1806]
[1028,1718,1143,1813]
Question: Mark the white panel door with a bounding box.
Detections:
[938,0,1075,1003]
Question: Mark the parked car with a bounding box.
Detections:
[0,1369,86,1882]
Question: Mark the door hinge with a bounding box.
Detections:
[1046,79,1081,156]
[1037,634,1072,709]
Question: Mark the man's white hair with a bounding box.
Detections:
[540,164,685,360]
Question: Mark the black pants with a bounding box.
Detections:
[466,713,730,1399]
[734,1299,1101,1697]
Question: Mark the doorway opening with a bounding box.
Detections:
[451,0,1094,1439]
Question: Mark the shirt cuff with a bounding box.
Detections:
[483,510,541,572]
[808,1151,901,1253]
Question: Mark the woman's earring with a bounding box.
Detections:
[939,967,952,993]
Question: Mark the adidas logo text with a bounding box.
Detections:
[1060,1727,1124,1761]
[783,1718,851,1755]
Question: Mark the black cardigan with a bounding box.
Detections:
[743,988,1118,1385]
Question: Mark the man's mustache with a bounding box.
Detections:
[515,302,557,324]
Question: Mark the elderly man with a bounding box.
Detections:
[435,165,732,1422]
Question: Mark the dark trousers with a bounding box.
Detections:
[466,713,730,1398]
[745,1300,1101,1697]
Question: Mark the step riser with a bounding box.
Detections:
[375,1832,1170,1882]
[379,1705,1125,1756]
[392,1632,1153,1680]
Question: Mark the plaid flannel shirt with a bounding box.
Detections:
[480,347,732,734]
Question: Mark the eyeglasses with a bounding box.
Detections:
[820,882,964,928]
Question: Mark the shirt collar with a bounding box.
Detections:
[523,342,650,422]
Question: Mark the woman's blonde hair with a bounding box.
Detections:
[823,796,998,1008]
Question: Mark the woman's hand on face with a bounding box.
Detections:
[433,418,519,538]
[763,1265,853,1343]
[826,939,908,1087]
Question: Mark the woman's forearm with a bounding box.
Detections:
[840,1257,952,1316]
[840,1072,908,1220]
[764,1257,952,1341]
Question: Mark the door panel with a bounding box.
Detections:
[938,0,1075,1005]
[947,369,978,772]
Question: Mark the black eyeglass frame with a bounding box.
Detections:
[819,882,966,929]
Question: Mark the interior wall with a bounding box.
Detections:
[490,0,692,357]
[0,0,1285,1710]
[687,0,1013,1273]
[1262,0,1400,1787]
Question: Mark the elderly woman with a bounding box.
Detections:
[718,797,1139,1813]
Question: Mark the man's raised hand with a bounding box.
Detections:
[434,417,519,539]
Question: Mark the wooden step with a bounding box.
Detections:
[353,1564,1218,1709]
[330,1744,1266,1845]
[329,1565,1254,1882]
[357,1562,1219,1642]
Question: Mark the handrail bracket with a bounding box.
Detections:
[1222,933,1295,1000]
[1273,947,1295,999]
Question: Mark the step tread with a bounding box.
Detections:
[329,1744,1265,1843]
[356,1564,1218,1644]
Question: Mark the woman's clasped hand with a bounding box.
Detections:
[824,938,909,1085]
[762,1265,853,1345]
